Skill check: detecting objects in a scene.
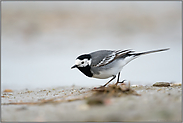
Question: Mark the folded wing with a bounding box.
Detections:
[93,49,135,67]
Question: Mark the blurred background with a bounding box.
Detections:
[1,1,181,90]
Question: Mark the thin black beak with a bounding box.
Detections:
[71,65,77,69]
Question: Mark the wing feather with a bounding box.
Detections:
[93,49,134,67]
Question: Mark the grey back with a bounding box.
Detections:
[90,50,114,67]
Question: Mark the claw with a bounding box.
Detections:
[115,79,127,85]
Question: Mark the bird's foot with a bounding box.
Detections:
[115,80,126,86]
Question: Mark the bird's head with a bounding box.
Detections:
[71,54,92,69]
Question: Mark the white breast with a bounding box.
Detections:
[92,67,122,79]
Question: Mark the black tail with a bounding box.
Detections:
[133,48,170,56]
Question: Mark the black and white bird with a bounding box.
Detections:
[71,48,169,87]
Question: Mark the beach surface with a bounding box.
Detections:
[1,82,182,122]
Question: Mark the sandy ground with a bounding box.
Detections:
[1,83,182,122]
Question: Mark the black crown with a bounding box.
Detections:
[77,54,91,60]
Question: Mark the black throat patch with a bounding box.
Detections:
[77,65,93,77]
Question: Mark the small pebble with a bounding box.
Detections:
[131,85,138,87]
[170,83,181,87]
[153,82,170,87]
[3,89,13,92]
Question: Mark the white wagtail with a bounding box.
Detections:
[71,48,169,87]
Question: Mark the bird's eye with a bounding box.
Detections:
[81,61,84,64]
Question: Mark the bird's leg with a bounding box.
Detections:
[93,76,116,90]
[117,72,120,82]
[115,72,126,85]
[102,75,116,87]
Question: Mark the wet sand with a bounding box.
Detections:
[1,83,182,122]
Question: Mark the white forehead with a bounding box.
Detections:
[75,59,82,65]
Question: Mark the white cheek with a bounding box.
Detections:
[83,59,88,67]
[88,59,91,65]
